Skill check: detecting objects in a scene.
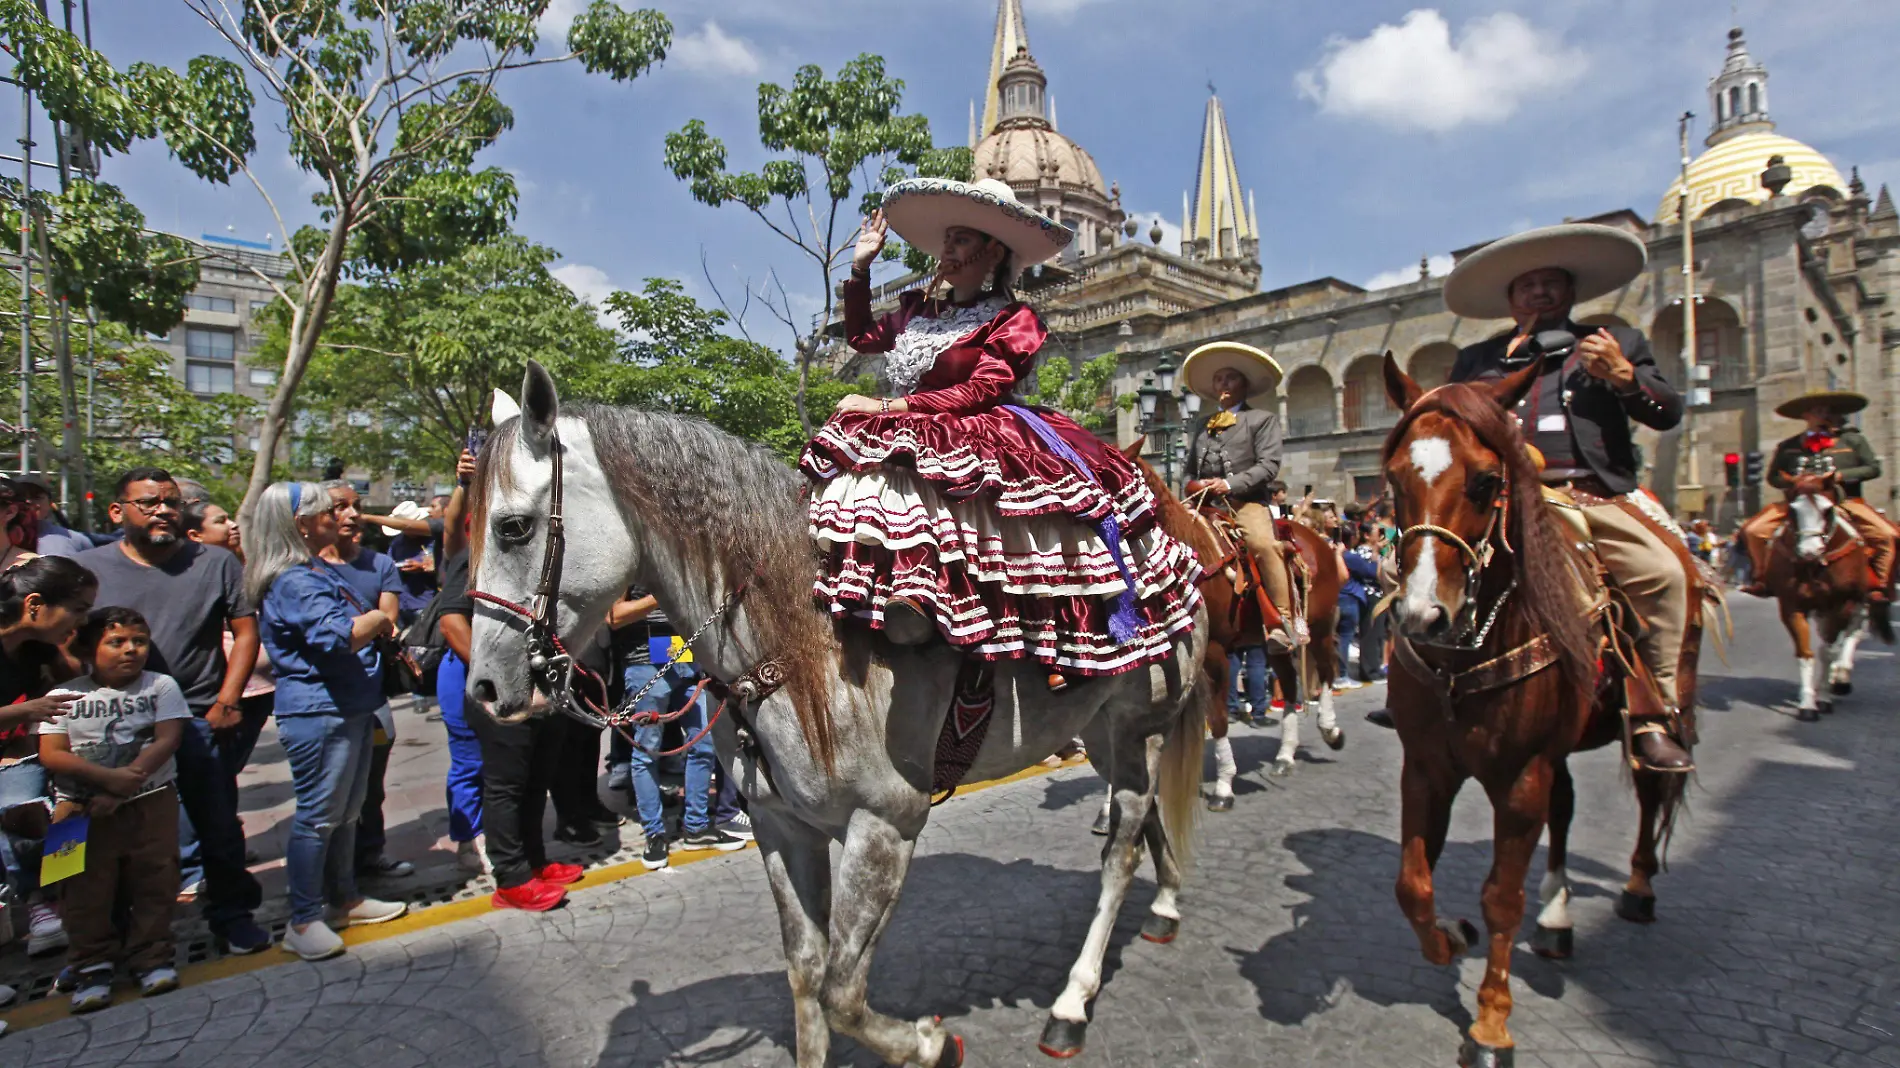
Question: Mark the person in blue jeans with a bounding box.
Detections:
[434,647,486,872]
[608,588,745,869]
[1336,527,1384,689]
[1226,645,1270,725]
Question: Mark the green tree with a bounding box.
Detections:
[1017,352,1130,436]
[287,236,620,476]
[663,54,966,434]
[4,0,673,525]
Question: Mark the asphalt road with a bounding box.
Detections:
[3,596,1895,1067]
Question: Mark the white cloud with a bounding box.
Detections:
[1364,252,1453,292]
[1295,9,1587,133]
[538,0,587,39]
[1024,0,1109,16]
[672,21,764,78]
[552,263,619,327]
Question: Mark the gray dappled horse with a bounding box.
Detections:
[465,363,1210,1067]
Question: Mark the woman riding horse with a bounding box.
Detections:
[802,177,1203,690]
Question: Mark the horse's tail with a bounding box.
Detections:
[1653,767,1691,870]
[1157,670,1208,874]
[1700,585,1734,667]
[1869,599,1895,645]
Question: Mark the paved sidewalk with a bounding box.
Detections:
[3,598,1897,1066]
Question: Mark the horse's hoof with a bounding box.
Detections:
[1818,700,1834,715]
[933,1033,965,1068]
[1531,924,1574,959]
[1320,726,1345,751]
[1038,1016,1087,1059]
[1270,756,1296,777]
[1458,1036,1515,1068]
[1796,706,1820,723]
[1140,914,1180,944]
[1614,890,1657,924]
[1205,793,1234,813]
[1089,810,1111,836]
[1438,917,1479,955]
[1830,680,1852,696]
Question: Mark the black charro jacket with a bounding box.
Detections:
[1450,321,1682,495]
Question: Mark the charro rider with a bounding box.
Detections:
[1443,223,1696,772]
[1180,343,1301,648]
[800,178,1202,692]
[1739,391,1895,602]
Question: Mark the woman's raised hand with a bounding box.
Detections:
[853,210,889,270]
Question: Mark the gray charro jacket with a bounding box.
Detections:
[1185,404,1284,504]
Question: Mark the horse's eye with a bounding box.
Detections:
[495,516,533,545]
[1467,472,1502,502]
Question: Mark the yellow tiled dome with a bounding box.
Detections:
[1657,132,1846,224]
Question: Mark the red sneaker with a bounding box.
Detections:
[534,862,585,885]
[491,880,566,912]
[1269,700,1287,712]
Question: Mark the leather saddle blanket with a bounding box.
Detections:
[931,658,997,794]
[1191,506,1307,645]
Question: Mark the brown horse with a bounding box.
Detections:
[1378,355,1688,1068]
[1758,490,1893,720]
[1121,442,1343,809]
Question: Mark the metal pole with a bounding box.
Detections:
[81,308,93,531]
[17,83,33,476]
[1678,112,1702,509]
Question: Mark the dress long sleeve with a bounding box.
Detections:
[845,277,906,355]
[904,303,1046,415]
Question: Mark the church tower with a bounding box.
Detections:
[1706,26,1771,146]
[979,0,1031,139]
[1183,93,1260,283]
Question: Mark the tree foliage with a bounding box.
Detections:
[1016,352,1131,436]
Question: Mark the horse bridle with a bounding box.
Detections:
[1394,481,1515,651]
[468,429,784,733]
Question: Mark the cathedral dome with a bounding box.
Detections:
[973,124,1110,200]
[1656,132,1847,224]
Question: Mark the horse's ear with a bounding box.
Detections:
[1122,435,1147,460]
[1382,352,1422,413]
[520,360,559,451]
[1487,360,1540,412]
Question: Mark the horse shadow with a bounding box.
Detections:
[590,851,1142,1067]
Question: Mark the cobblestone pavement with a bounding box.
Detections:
[4,597,1897,1067]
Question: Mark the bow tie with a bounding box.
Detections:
[1205,411,1238,431]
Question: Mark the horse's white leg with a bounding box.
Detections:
[1091,786,1113,836]
[1830,609,1864,692]
[821,810,954,1068]
[1316,685,1344,750]
[1040,733,1162,1057]
[1273,706,1301,775]
[1211,736,1236,800]
[753,810,834,1068]
[1796,639,1818,713]
[1535,867,1572,932]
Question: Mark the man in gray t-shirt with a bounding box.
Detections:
[76,541,251,712]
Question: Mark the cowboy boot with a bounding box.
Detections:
[883,597,936,646]
[1630,719,1694,772]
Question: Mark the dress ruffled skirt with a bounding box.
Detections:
[801,407,1203,675]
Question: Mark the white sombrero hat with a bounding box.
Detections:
[1181,341,1283,402]
[1443,224,1647,320]
[881,177,1074,271]
[381,500,429,538]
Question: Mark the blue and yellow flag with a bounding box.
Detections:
[41,817,88,885]
[649,635,693,665]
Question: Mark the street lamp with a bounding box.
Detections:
[1137,354,1191,488]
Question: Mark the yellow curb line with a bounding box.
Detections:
[1,756,1080,1032]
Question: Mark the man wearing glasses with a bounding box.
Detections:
[75,468,271,954]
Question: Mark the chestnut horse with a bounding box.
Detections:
[1759,490,1893,720]
[1379,355,1687,1068]
[1122,442,1343,807]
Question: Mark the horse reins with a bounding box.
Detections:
[1394,483,1513,651]
[468,428,785,757]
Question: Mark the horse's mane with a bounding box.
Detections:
[475,406,837,769]
[1382,383,1598,698]
[1128,452,1217,562]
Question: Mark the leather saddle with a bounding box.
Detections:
[1190,504,1306,644]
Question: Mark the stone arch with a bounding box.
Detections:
[1408,342,1459,390]
[1651,296,1747,391]
[1285,364,1336,437]
[1342,354,1400,432]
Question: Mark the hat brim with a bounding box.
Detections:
[1443,224,1647,320]
[1181,341,1282,401]
[1775,391,1867,420]
[882,179,1074,270]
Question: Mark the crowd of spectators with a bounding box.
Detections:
[0,459,749,1013]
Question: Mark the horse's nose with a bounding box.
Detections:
[1401,602,1450,640]
[472,677,498,704]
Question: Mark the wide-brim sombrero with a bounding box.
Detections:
[381,499,428,538]
[1775,390,1867,420]
[1181,341,1282,401]
[1443,224,1647,320]
[881,178,1074,271]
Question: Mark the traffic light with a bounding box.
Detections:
[1744,451,1764,486]
[1724,452,1741,488]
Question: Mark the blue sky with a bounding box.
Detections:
[14,0,1899,344]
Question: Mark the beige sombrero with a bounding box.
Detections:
[881,178,1074,271]
[1775,390,1867,420]
[1181,341,1283,402]
[1443,224,1647,320]
[380,500,429,538]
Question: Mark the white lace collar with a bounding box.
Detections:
[881,296,1008,396]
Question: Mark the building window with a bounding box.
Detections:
[250,300,273,317]
[249,368,278,387]
[247,436,261,451]
[185,328,235,362]
[346,411,372,428]
[186,362,235,394]
[1747,82,1759,114]
[1352,474,1385,503]
[186,294,236,313]
[1728,86,1740,117]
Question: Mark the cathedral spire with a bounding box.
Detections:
[1187,92,1257,266]
[980,0,1032,138]
[1706,26,1772,147]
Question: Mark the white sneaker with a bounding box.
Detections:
[27,902,67,956]
[0,981,15,1006]
[326,897,407,928]
[457,837,492,874]
[281,920,345,961]
[717,812,754,842]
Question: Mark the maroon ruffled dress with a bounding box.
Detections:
[800,278,1202,676]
